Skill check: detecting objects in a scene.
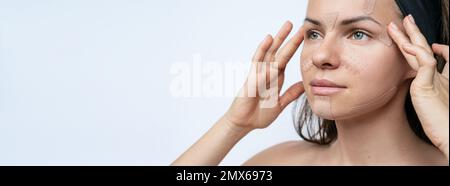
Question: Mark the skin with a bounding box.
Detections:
[172,0,449,166]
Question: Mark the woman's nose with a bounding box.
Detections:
[312,37,341,70]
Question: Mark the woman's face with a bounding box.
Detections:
[301,0,413,120]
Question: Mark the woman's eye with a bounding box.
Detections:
[351,31,369,40]
[307,31,322,40]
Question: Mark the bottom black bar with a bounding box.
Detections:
[0,166,447,184]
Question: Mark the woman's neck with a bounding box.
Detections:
[329,86,445,165]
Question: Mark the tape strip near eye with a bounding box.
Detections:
[361,0,393,46]
[376,32,393,46]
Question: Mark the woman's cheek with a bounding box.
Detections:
[300,44,405,120]
[327,62,402,120]
[307,63,400,120]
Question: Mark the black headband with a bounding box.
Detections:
[394,0,443,45]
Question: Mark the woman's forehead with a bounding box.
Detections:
[306,0,398,23]
[307,0,376,14]
[305,0,396,47]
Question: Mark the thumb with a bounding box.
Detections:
[279,82,305,110]
[432,44,449,79]
[443,62,449,80]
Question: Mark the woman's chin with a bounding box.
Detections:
[310,104,335,120]
[310,102,359,121]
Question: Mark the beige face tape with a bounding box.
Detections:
[314,96,334,119]
[318,0,392,47]
[348,86,397,111]
[375,31,394,46]
[363,0,377,15]
[362,0,393,47]
[311,84,398,120]
[304,0,397,120]
[321,0,377,31]
[325,38,396,118]
[330,86,397,119]
[323,12,339,30]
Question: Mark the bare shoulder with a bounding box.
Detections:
[242,140,327,166]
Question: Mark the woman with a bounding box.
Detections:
[172,0,449,165]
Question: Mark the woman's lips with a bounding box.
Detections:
[310,79,347,96]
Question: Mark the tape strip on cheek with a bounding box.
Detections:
[339,44,363,75]
[348,86,397,112]
[340,58,362,75]
[301,59,314,73]
[328,87,397,118]
[329,35,391,80]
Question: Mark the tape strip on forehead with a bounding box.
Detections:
[364,0,393,46]
[363,0,377,15]
[331,0,392,46]
[323,12,339,30]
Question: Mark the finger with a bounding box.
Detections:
[256,62,279,99]
[252,35,273,62]
[388,22,420,70]
[403,15,433,54]
[255,62,280,89]
[276,26,305,71]
[432,44,449,62]
[263,21,293,62]
[279,82,304,110]
[443,62,449,79]
[432,44,449,78]
[238,62,259,98]
[403,44,437,87]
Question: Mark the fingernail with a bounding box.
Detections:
[263,34,271,41]
[408,15,416,24]
[284,20,292,27]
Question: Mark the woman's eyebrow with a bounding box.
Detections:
[304,17,321,26]
[304,15,382,27]
[340,16,381,26]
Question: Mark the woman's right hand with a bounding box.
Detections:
[172,21,306,166]
[223,21,306,131]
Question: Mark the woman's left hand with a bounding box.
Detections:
[388,15,449,160]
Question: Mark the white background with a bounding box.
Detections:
[0,0,307,165]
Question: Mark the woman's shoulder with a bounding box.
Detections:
[242,140,328,166]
